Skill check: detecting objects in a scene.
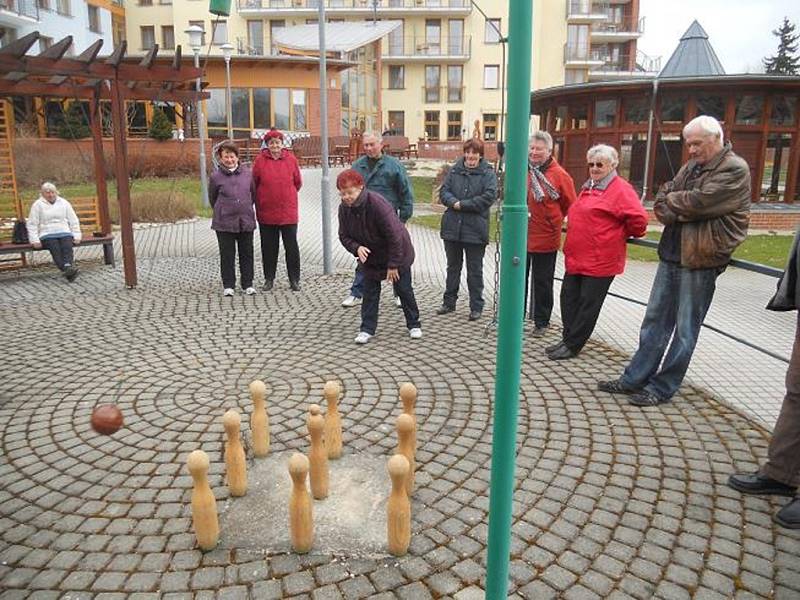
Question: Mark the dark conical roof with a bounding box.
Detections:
[659,20,725,78]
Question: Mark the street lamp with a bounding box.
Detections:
[185,25,209,209]
[220,42,234,140]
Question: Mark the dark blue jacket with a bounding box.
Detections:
[351,154,414,222]
[439,158,498,245]
[209,164,256,233]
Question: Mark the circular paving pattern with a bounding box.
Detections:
[1,258,799,599]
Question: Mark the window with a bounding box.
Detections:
[388,65,404,89]
[387,20,403,55]
[425,19,441,54]
[660,94,687,125]
[483,113,498,141]
[762,133,792,201]
[189,21,206,46]
[424,110,440,141]
[485,18,501,43]
[555,105,568,131]
[566,24,589,60]
[270,20,285,54]
[212,21,228,45]
[140,26,155,50]
[570,104,587,129]
[594,99,617,128]
[735,95,763,125]
[273,88,290,129]
[38,0,50,10]
[138,0,152,5]
[564,69,586,85]
[253,88,270,129]
[771,95,797,126]
[448,19,463,55]
[447,65,463,103]
[56,0,69,14]
[388,111,404,136]
[425,65,440,103]
[162,26,175,50]
[447,110,462,141]
[483,65,499,89]
[619,133,648,195]
[292,90,306,130]
[623,96,649,124]
[695,94,725,122]
[247,20,264,55]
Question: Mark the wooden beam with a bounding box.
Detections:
[109,79,137,288]
[89,87,111,235]
[77,39,104,64]
[172,46,182,71]
[139,45,158,69]
[39,36,73,60]
[105,40,127,67]
[0,32,39,59]
[0,79,209,102]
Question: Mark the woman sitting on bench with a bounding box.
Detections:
[27,182,81,282]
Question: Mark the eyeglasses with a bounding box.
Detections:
[587,162,606,168]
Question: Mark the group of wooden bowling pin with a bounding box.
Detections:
[186,380,419,557]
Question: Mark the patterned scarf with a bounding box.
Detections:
[528,158,560,203]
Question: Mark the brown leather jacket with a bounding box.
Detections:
[654,143,751,269]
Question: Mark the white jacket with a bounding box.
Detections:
[26,196,82,245]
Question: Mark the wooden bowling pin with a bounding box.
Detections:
[249,380,269,457]
[288,453,313,553]
[187,450,219,551]
[387,454,411,556]
[223,409,247,497]
[307,404,329,500]
[323,380,343,459]
[396,413,415,496]
[399,383,417,453]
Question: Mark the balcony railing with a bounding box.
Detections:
[566,0,609,17]
[385,34,470,58]
[0,0,39,20]
[421,85,465,103]
[588,50,661,74]
[563,43,602,63]
[237,37,265,56]
[238,0,470,10]
[591,16,644,34]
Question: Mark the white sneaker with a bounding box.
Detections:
[394,296,402,308]
[244,287,256,295]
[223,288,235,297]
[409,327,422,339]
[354,331,372,344]
[342,295,362,307]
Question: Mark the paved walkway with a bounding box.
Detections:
[1,168,798,599]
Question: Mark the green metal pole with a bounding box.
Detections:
[484,0,532,597]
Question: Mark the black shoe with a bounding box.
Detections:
[532,325,549,338]
[436,305,455,315]
[290,280,301,292]
[727,473,797,497]
[468,311,482,321]
[64,266,78,282]
[263,280,274,291]
[775,497,800,529]
[545,341,565,353]
[628,390,668,407]
[547,345,576,360]
[597,379,637,395]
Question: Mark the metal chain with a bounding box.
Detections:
[485,168,504,335]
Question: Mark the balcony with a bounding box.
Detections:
[383,35,470,63]
[587,49,661,81]
[237,37,265,56]
[563,43,604,68]
[237,0,471,18]
[566,0,609,23]
[0,0,38,25]
[421,85,465,103]
[590,16,644,42]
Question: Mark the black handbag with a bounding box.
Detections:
[12,219,28,244]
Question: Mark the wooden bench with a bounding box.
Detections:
[383,135,418,160]
[291,136,347,167]
[0,195,115,269]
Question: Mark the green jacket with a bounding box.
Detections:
[351,154,414,222]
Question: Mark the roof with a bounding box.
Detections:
[274,21,401,54]
[659,20,725,78]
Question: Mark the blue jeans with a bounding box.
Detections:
[350,264,365,298]
[360,268,420,335]
[621,260,720,400]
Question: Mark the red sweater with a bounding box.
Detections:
[526,159,576,253]
[563,175,648,277]
[251,148,302,225]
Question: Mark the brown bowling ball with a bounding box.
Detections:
[90,404,124,435]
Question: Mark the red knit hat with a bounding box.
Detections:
[264,128,284,142]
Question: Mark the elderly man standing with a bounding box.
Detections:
[341,131,415,308]
[598,115,751,407]
[525,131,577,336]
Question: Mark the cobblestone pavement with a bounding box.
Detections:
[1,168,799,599]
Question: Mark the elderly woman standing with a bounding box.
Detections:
[27,182,81,282]
[252,128,303,291]
[437,138,498,321]
[209,141,256,297]
[546,144,648,360]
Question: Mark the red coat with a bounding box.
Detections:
[563,175,648,277]
[526,159,577,253]
[251,148,302,225]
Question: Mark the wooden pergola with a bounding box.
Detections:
[0,31,210,287]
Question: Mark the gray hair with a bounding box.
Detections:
[587,144,619,168]
[683,115,724,144]
[362,131,383,143]
[41,182,59,195]
[529,130,553,151]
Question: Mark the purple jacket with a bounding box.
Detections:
[338,189,415,281]
[209,164,256,233]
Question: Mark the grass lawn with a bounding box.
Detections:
[411,176,435,204]
[410,214,791,269]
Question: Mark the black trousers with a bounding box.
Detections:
[259,224,300,284]
[216,230,254,289]
[41,236,74,271]
[443,240,486,313]
[559,273,614,353]
[360,268,420,335]
[524,251,557,327]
